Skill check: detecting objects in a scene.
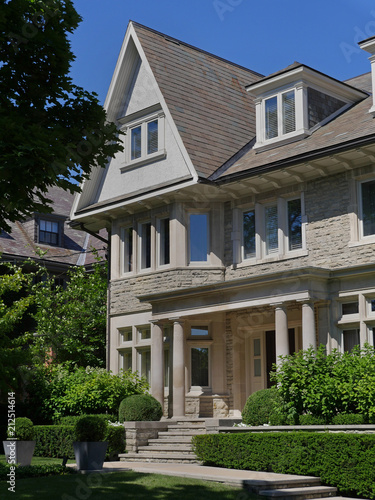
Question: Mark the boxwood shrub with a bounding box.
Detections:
[119,394,162,422]
[192,432,375,499]
[74,415,108,442]
[242,388,282,426]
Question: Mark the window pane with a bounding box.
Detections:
[120,350,132,371]
[265,96,278,139]
[131,126,142,160]
[147,120,158,154]
[342,302,359,315]
[372,299,375,312]
[243,210,256,259]
[362,180,375,236]
[120,328,132,342]
[141,222,151,269]
[288,199,302,251]
[189,214,208,262]
[265,205,278,254]
[159,218,170,265]
[282,91,296,134]
[39,219,59,246]
[164,350,169,388]
[253,338,261,357]
[191,347,209,386]
[343,329,359,353]
[124,227,133,273]
[138,326,151,340]
[140,350,151,384]
[191,327,209,336]
[254,358,262,377]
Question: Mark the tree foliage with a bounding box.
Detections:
[32,255,107,368]
[0,0,122,231]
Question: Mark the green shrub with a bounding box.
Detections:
[242,388,282,426]
[193,432,375,499]
[299,414,327,425]
[57,414,117,426]
[34,425,75,459]
[119,394,162,422]
[0,462,77,480]
[25,365,149,421]
[273,345,375,422]
[331,413,365,425]
[12,417,34,440]
[106,425,125,460]
[74,415,108,442]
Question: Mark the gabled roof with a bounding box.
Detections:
[132,22,263,178]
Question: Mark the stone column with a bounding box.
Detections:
[172,319,185,417]
[150,321,164,411]
[274,303,289,363]
[301,300,317,350]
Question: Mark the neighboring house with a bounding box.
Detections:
[0,185,107,282]
[70,22,375,419]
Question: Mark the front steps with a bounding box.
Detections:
[247,476,338,500]
[119,419,206,464]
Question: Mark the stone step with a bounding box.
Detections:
[259,485,337,500]
[168,423,206,429]
[148,437,193,444]
[119,452,200,464]
[158,430,205,437]
[138,444,193,453]
[247,477,322,492]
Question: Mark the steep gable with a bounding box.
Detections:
[134,22,263,178]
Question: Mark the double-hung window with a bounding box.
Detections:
[140,222,151,270]
[265,90,296,140]
[38,219,60,246]
[122,226,133,274]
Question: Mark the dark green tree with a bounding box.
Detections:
[0,0,122,232]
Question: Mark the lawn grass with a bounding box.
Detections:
[0,454,74,466]
[1,470,259,499]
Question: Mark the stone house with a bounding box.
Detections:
[70,22,375,419]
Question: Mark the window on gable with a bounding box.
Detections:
[361,180,375,237]
[39,219,60,246]
[131,126,142,160]
[130,121,158,161]
[147,120,158,154]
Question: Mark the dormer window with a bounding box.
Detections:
[37,218,62,246]
[247,63,367,152]
[265,90,295,140]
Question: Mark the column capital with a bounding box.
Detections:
[297,298,315,305]
[270,302,286,309]
[149,319,164,326]
[169,317,185,325]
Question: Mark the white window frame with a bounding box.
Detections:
[120,226,134,275]
[358,178,375,242]
[239,194,306,265]
[121,111,166,170]
[189,343,212,390]
[156,216,171,268]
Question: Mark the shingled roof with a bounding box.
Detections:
[132,22,263,178]
[212,73,374,182]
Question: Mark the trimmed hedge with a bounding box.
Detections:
[192,432,375,499]
[34,425,75,459]
[57,414,117,426]
[74,415,108,442]
[0,462,76,480]
[34,423,125,461]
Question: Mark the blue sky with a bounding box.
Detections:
[70,0,375,104]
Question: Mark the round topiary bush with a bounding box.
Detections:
[242,388,282,426]
[13,417,34,440]
[118,394,162,422]
[74,415,108,442]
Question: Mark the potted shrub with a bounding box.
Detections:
[73,415,108,471]
[3,417,35,466]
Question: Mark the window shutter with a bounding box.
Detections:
[147,120,158,154]
[282,91,296,134]
[265,97,278,139]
